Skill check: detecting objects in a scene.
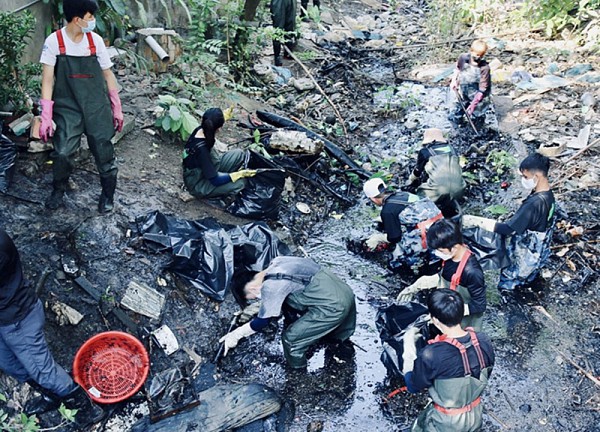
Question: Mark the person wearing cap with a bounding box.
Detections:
[448,40,491,129]
[406,128,465,206]
[402,289,494,432]
[219,256,356,369]
[462,153,556,291]
[363,178,443,270]
[182,107,257,199]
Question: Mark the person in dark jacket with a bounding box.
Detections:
[0,228,103,427]
[448,39,491,129]
[271,0,297,66]
[397,219,486,331]
[462,153,556,291]
[403,289,494,431]
[182,107,256,199]
[219,256,356,369]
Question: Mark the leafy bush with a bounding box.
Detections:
[154,95,200,141]
[0,11,41,113]
[522,0,600,37]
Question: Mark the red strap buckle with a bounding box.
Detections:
[450,248,472,291]
[417,213,443,249]
[434,396,481,415]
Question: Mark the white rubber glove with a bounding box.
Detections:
[396,274,439,303]
[230,169,257,183]
[406,172,419,186]
[464,304,470,316]
[218,322,256,356]
[462,215,497,231]
[365,232,389,250]
[402,326,422,375]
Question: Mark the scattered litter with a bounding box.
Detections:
[151,325,179,355]
[120,280,165,320]
[296,202,311,214]
[50,301,84,325]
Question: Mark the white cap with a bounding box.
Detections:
[363,178,386,198]
[422,128,447,144]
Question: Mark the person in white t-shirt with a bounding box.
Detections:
[39,0,123,213]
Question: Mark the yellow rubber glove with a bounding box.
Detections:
[230,169,258,182]
[223,106,234,121]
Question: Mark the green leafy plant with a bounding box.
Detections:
[521,0,600,37]
[485,149,516,180]
[485,204,509,216]
[154,95,200,141]
[0,392,77,432]
[0,11,41,113]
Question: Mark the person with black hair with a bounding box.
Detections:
[0,229,105,427]
[397,219,486,330]
[363,178,443,270]
[39,0,124,213]
[463,153,556,291]
[403,289,494,432]
[405,128,465,205]
[182,107,257,199]
[219,256,356,369]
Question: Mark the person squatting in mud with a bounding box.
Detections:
[405,128,465,209]
[403,289,494,432]
[219,256,356,369]
[397,219,487,331]
[182,107,258,200]
[462,152,556,291]
[449,40,491,130]
[0,228,105,429]
[362,178,443,271]
[39,0,124,213]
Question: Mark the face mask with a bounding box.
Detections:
[521,176,537,190]
[434,250,453,261]
[79,18,96,33]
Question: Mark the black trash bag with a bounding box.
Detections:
[463,226,509,271]
[0,134,17,193]
[228,151,286,220]
[375,302,430,378]
[136,211,289,302]
[228,223,291,272]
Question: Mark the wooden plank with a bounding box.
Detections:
[121,280,165,320]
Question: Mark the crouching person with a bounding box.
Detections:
[0,229,104,428]
[397,219,486,331]
[403,289,494,431]
[219,256,356,369]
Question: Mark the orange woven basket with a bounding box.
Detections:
[73,331,150,404]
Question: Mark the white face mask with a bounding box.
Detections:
[434,250,453,261]
[521,176,537,190]
[79,18,96,33]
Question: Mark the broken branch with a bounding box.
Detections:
[554,349,600,388]
[564,138,600,164]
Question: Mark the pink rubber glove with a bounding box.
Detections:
[108,89,124,132]
[467,91,484,115]
[39,99,54,142]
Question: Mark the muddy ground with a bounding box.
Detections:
[1,0,599,431]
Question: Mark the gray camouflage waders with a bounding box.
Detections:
[48,31,117,212]
[413,330,491,432]
[282,269,356,368]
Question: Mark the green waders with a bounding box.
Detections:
[417,150,465,204]
[183,148,246,199]
[413,330,491,432]
[281,269,356,368]
[49,31,117,212]
[439,249,484,331]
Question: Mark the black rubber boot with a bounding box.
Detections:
[98,175,117,214]
[62,385,106,429]
[24,380,61,416]
[45,180,68,210]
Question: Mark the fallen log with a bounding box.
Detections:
[256,110,371,179]
[131,383,281,432]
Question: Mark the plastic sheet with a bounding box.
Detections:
[136,211,289,301]
[375,302,430,378]
[228,151,286,220]
[0,134,16,193]
[462,226,509,271]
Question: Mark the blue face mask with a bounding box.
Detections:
[80,18,96,33]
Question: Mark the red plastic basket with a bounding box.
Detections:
[73,331,150,404]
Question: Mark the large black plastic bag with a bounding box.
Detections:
[228,151,286,220]
[136,211,289,302]
[463,226,509,271]
[375,302,430,378]
[228,223,291,272]
[0,134,16,193]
